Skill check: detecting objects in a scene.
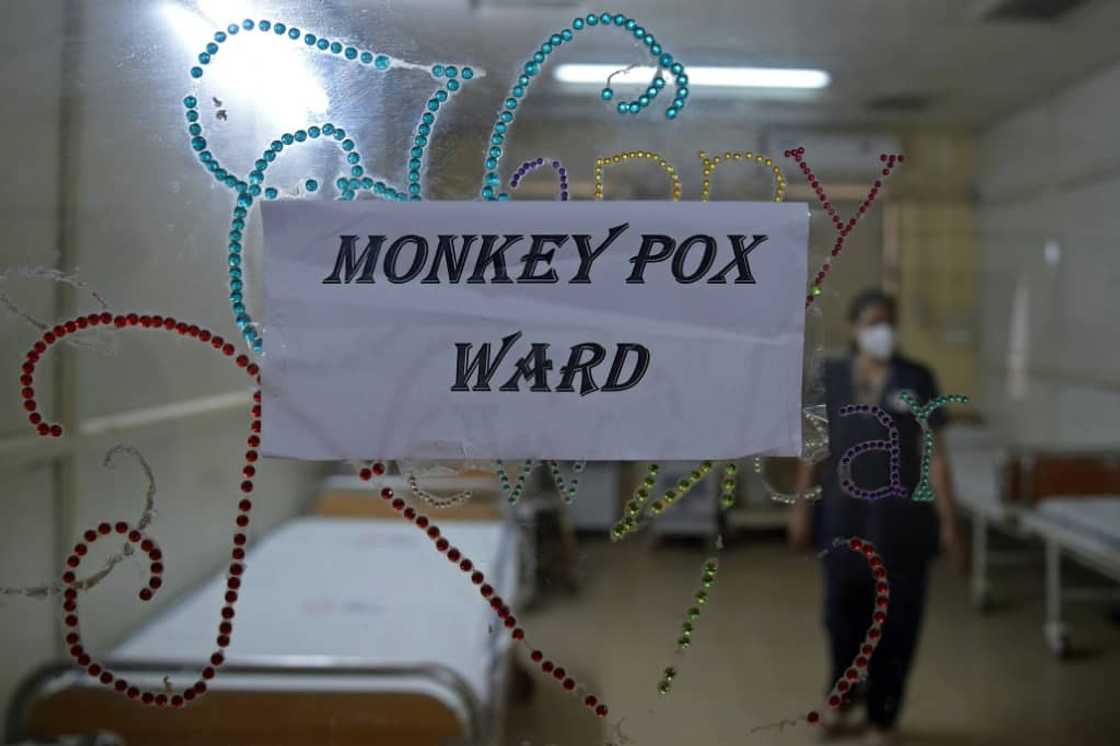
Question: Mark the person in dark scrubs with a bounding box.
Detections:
[789,289,964,745]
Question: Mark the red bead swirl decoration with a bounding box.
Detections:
[20,311,260,708]
[806,536,890,725]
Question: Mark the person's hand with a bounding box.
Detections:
[941,523,968,575]
[787,501,812,551]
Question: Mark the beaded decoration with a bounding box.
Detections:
[752,406,830,503]
[1,444,155,600]
[355,460,387,483]
[357,461,474,509]
[33,9,926,726]
[799,403,831,464]
[183,19,481,354]
[752,457,823,505]
[784,148,904,309]
[719,463,738,510]
[509,158,569,200]
[184,14,695,343]
[698,151,785,202]
[657,557,718,695]
[835,404,909,501]
[495,459,587,505]
[806,536,890,725]
[406,471,473,509]
[610,461,713,541]
[496,459,536,504]
[478,13,690,201]
[899,392,969,502]
[594,151,682,201]
[647,461,713,518]
[369,483,608,718]
[611,463,660,539]
[19,311,261,707]
[548,460,587,504]
[658,461,732,695]
[0,267,111,349]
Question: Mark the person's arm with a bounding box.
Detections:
[931,431,966,572]
[787,460,816,549]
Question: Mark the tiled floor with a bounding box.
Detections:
[505,532,1120,746]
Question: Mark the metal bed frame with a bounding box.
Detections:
[950,432,1120,656]
[7,656,492,745]
[1019,503,1120,657]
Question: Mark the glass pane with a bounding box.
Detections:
[1,2,1118,745]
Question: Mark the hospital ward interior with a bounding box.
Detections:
[2,1,1119,745]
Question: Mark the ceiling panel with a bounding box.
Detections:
[352,0,1120,127]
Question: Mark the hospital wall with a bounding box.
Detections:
[0,3,323,713]
[975,59,1120,447]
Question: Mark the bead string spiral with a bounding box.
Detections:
[20,312,260,707]
[1,444,155,600]
[183,17,480,353]
[479,12,690,201]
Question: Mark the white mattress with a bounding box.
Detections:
[1034,496,1120,550]
[110,516,518,723]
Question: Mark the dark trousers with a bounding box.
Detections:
[823,551,929,728]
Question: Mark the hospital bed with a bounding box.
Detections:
[312,469,560,605]
[943,426,1016,609]
[7,513,520,746]
[948,427,1120,654]
[1020,496,1120,656]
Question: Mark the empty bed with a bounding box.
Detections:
[9,515,519,746]
[1020,496,1120,656]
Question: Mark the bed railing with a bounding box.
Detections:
[7,656,484,746]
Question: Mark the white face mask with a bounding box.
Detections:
[857,323,895,360]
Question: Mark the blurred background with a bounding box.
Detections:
[1,1,1118,745]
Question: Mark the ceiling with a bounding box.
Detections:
[354,0,1120,128]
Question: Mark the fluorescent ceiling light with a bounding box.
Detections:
[160,3,328,128]
[554,64,830,89]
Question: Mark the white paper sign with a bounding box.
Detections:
[261,200,808,460]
